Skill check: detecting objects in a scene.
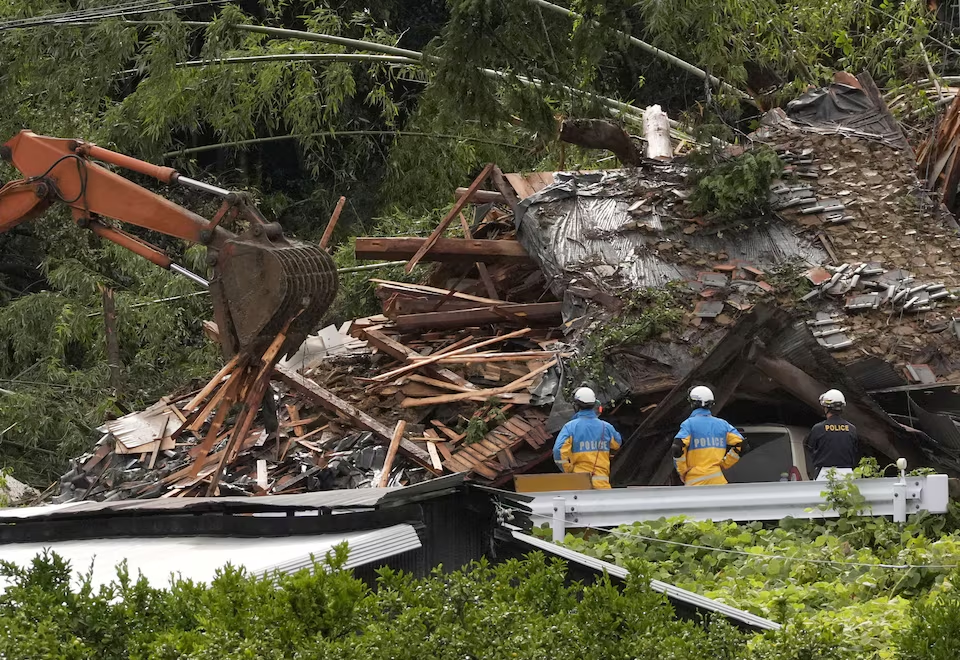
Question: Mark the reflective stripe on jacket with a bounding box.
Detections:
[553,410,623,489]
[674,408,743,486]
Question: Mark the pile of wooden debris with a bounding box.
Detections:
[56,166,567,501]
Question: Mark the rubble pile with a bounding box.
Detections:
[49,75,960,499]
[757,85,960,381]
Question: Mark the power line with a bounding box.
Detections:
[0,0,230,31]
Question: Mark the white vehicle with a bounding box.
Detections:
[722,425,812,482]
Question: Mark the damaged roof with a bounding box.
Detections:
[510,168,826,298]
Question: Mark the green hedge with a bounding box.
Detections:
[3,540,959,659]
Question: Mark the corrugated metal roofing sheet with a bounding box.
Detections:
[0,524,422,592]
[846,357,907,392]
[0,474,470,523]
[513,170,826,298]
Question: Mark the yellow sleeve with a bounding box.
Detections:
[559,436,574,473]
[675,437,691,482]
[720,432,742,469]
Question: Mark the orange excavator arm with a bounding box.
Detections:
[0,130,337,357]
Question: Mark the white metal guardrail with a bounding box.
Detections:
[524,475,951,541]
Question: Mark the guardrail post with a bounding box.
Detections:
[552,496,566,542]
[893,458,907,523]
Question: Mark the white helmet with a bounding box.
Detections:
[819,389,846,410]
[689,385,715,408]
[573,387,597,406]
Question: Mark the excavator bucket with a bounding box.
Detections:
[212,229,339,358]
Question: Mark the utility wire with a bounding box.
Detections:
[0,0,230,31]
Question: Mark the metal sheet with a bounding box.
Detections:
[0,474,473,524]
[515,171,826,298]
[509,531,780,631]
[0,524,422,592]
[521,476,949,526]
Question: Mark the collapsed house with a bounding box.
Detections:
[47,73,960,502]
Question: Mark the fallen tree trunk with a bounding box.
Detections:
[559,119,643,166]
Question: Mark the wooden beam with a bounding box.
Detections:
[392,302,563,331]
[275,365,436,471]
[355,237,530,263]
[754,355,924,466]
[405,163,494,272]
[490,165,521,222]
[372,279,504,306]
[455,188,505,203]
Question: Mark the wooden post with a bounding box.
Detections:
[101,286,122,391]
[379,420,407,488]
[319,196,346,250]
[460,212,500,300]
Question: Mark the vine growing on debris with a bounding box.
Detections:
[549,471,960,659]
[570,287,685,389]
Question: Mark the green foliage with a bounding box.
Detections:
[556,503,960,659]
[458,403,507,445]
[570,287,685,387]
[820,469,870,518]
[0,224,218,484]
[900,580,960,659]
[0,550,750,659]
[690,147,784,222]
[571,0,935,99]
[763,259,813,300]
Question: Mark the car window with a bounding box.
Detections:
[724,431,794,483]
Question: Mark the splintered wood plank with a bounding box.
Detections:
[400,355,554,407]
[502,446,518,467]
[426,441,443,471]
[479,439,502,455]
[319,195,346,250]
[285,405,306,437]
[457,446,486,464]
[504,172,537,200]
[430,420,465,442]
[184,354,240,412]
[471,461,500,480]
[443,455,473,473]
[275,365,436,472]
[374,328,532,383]
[363,327,476,390]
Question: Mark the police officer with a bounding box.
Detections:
[806,389,859,480]
[553,387,622,489]
[672,386,745,486]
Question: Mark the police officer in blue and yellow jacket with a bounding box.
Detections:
[672,386,746,486]
[553,387,622,489]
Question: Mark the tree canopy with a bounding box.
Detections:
[0,0,950,484]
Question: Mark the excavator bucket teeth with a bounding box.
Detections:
[215,237,338,356]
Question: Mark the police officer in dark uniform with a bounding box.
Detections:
[805,389,860,480]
